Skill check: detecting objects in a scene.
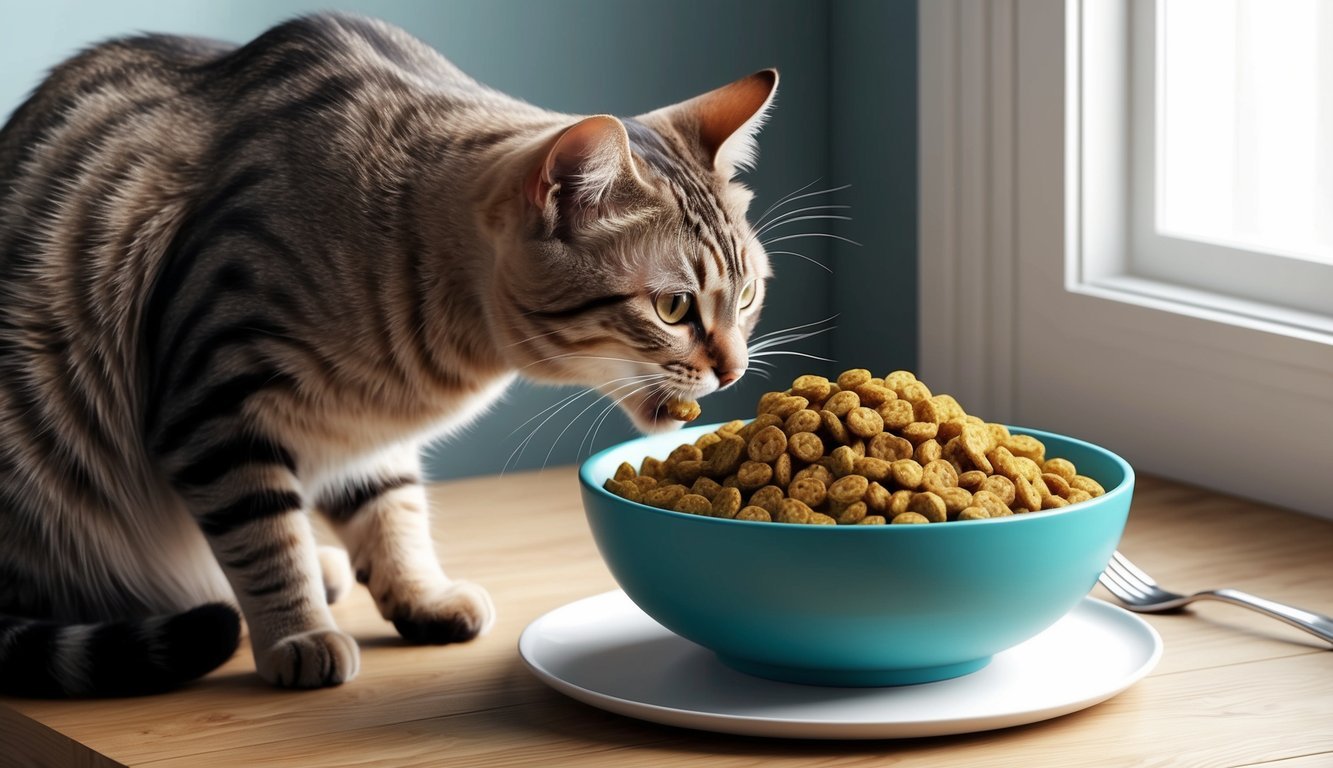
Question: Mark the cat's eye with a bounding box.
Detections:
[655,293,692,324]
[739,279,758,309]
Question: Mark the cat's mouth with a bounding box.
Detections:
[622,389,690,434]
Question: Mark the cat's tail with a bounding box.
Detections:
[0,602,240,697]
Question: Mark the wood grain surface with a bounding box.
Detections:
[2,471,1331,767]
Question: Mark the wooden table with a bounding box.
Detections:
[3,470,1332,767]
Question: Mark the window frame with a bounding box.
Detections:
[919,0,1333,520]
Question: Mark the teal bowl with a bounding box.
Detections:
[579,424,1133,687]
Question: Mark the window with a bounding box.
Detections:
[919,0,1333,519]
[1129,0,1333,328]
[1154,0,1333,265]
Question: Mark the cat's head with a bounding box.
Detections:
[494,70,778,433]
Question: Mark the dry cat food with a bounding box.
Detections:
[665,397,702,423]
[603,370,1107,525]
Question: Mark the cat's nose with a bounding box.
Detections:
[715,367,744,388]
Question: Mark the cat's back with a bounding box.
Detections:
[0,32,229,186]
[217,13,488,96]
[10,14,499,176]
[0,29,235,330]
[0,14,507,497]
[1,13,493,216]
[0,11,534,464]
[0,13,506,338]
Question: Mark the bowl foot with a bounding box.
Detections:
[714,653,991,687]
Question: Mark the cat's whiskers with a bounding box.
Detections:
[751,214,851,271]
[748,315,839,347]
[580,378,671,459]
[747,358,775,376]
[747,181,853,276]
[747,366,774,382]
[541,375,669,469]
[504,388,591,439]
[547,376,669,469]
[755,201,852,231]
[748,313,839,340]
[518,352,663,372]
[755,214,854,242]
[762,249,832,273]
[504,371,663,440]
[503,373,664,473]
[748,324,838,353]
[753,205,852,238]
[757,317,837,341]
[751,181,853,233]
[502,328,568,349]
[580,399,621,459]
[760,231,863,248]
[749,349,837,363]
[506,394,601,475]
[752,178,824,230]
[745,316,839,375]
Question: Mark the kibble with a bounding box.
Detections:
[890,459,924,490]
[788,431,825,463]
[828,474,869,505]
[605,370,1109,525]
[833,500,868,525]
[791,375,833,402]
[736,460,773,490]
[673,493,712,515]
[666,397,702,422]
[787,476,826,508]
[891,511,930,525]
[711,487,743,519]
[908,491,947,523]
[737,505,772,522]
[748,426,787,463]
[879,399,915,430]
[691,476,722,500]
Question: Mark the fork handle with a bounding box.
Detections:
[1202,589,1333,646]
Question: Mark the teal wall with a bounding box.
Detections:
[0,0,915,480]
[829,0,919,377]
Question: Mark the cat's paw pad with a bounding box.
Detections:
[257,628,360,688]
[392,581,496,645]
[317,545,353,605]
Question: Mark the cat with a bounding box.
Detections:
[0,13,775,696]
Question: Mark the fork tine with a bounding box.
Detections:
[1097,572,1136,602]
[1099,566,1152,601]
[1111,551,1160,589]
[1104,555,1152,594]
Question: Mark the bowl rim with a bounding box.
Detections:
[579,422,1135,530]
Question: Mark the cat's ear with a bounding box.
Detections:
[643,69,779,177]
[525,115,641,234]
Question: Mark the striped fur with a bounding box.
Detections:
[0,13,775,694]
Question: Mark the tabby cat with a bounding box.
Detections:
[0,13,775,695]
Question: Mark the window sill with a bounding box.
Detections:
[1074,274,1333,345]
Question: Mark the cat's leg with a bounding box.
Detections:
[166,430,359,688]
[315,443,495,644]
[317,545,353,605]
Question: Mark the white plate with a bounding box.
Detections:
[519,590,1162,739]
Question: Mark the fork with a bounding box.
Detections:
[1098,550,1333,646]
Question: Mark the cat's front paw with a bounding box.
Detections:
[392,580,496,645]
[257,628,360,688]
